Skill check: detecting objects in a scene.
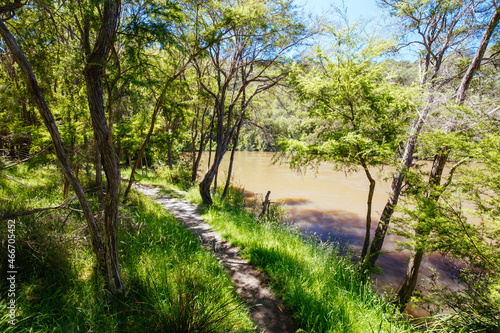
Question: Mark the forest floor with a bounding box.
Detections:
[131,182,298,333]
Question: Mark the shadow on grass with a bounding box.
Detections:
[200,199,411,333]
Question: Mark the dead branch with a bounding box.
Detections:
[3,174,34,189]
[1,196,77,220]
[260,191,271,217]
[1,145,51,170]
[242,121,274,142]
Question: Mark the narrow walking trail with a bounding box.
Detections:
[131,182,298,333]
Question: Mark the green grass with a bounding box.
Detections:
[0,163,254,332]
[183,186,414,333]
[121,163,192,193]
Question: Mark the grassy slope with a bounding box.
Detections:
[0,164,253,332]
[183,187,414,333]
[119,168,415,332]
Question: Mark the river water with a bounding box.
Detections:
[200,151,461,292]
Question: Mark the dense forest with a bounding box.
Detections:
[1,0,500,331]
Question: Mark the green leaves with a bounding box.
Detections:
[282,27,415,173]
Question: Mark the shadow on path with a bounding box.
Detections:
[131,182,298,333]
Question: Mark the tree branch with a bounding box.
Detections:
[0,0,23,18]
[3,174,35,189]
[1,145,51,170]
[1,196,77,220]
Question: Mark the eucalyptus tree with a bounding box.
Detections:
[396,2,500,307]
[280,26,415,262]
[194,0,311,205]
[76,0,125,297]
[0,0,129,297]
[0,0,117,294]
[187,72,214,183]
[360,0,482,275]
[121,0,219,202]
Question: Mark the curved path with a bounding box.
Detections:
[132,183,298,333]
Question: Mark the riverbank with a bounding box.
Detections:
[131,182,297,332]
[181,185,414,332]
[123,166,435,331]
[124,167,416,331]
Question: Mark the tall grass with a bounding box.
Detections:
[0,163,254,332]
[185,187,414,333]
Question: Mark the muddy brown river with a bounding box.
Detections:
[200,151,462,293]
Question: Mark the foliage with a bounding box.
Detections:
[1,0,500,330]
[0,164,253,332]
[280,27,415,173]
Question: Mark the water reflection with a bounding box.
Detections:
[201,151,462,292]
[279,198,312,206]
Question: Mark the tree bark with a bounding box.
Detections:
[397,250,424,307]
[360,163,376,262]
[361,100,433,273]
[0,18,105,271]
[95,138,105,214]
[191,104,211,183]
[397,150,449,306]
[456,5,500,105]
[222,117,242,200]
[83,0,124,297]
[199,138,231,205]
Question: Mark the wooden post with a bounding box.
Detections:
[261,191,271,217]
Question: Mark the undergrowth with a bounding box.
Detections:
[0,163,253,332]
[184,186,414,333]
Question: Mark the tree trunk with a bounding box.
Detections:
[199,143,229,205]
[207,119,214,172]
[395,7,499,300]
[192,136,205,183]
[360,164,376,262]
[167,146,173,170]
[261,190,271,216]
[397,250,424,306]
[83,0,124,297]
[199,165,217,205]
[95,138,105,214]
[222,118,242,200]
[192,106,209,183]
[361,100,433,273]
[192,133,206,183]
[0,18,105,272]
[122,100,160,201]
[456,6,500,105]
[396,149,449,306]
[213,169,218,193]
[63,176,70,199]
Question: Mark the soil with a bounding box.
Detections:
[131,182,299,333]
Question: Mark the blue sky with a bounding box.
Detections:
[299,0,382,21]
[297,0,419,61]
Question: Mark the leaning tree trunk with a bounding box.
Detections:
[396,6,500,304]
[0,18,106,271]
[192,134,206,183]
[199,105,241,205]
[397,250,425,306]
[83,0,124,297]
[360,100,433,273]
[122,104,160,202]
[397,149,449,306]
[360,162,376,262]
[222,117,242,200]
[199,150,226,205]
[456,5,500,105]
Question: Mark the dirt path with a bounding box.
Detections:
[131,183,298,333]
